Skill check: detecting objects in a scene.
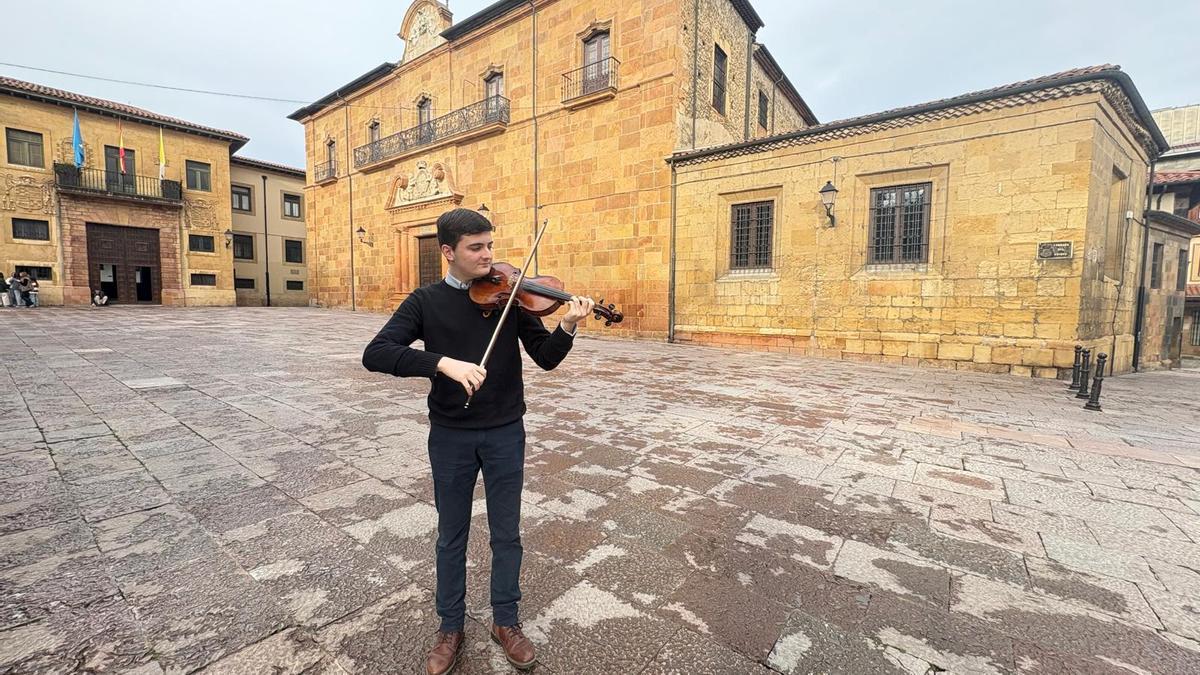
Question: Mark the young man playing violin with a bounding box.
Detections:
[362,207,594,674]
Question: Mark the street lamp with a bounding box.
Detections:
[223,229,233,248]
[818,181,838,227]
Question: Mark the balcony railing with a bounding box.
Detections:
[54,163,182,202]
[314,160,337,182]
[562,57,619,103]
[353,96,510,169]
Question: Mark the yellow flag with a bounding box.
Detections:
[158,128,166,180]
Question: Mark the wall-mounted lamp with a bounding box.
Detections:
[356,226,373,246]
[478,203,491,220]
[223,229,234,248]
[818,181,838,227]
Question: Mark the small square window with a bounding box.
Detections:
[12,218,50,241]
[284,239,304,263]
[232,185,252,212]
[286,280,304,291]
[186,160,211,191]
[188,234,215,253]
[283,193,302,219]
[190,273,217,286]
[6,128,44,168]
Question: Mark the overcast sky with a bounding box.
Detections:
[5,0,1197,167]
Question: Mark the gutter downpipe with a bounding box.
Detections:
[340,93,356,312]
[530,0,540,274]
[690,0,699,149]
[668,162,677,343]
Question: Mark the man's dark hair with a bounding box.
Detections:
[436,208,493,249]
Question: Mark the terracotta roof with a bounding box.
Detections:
[0,75,248,150]
[670,65,1169,166]
[1154,170,1200,185]
[230,155,306,179]
[1187,283,1200,299]
[1165,140,1200,155]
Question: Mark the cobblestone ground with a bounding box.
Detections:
[2,306,1200,674]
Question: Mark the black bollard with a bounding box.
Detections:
[1075,349,1091,399]
[1068,345,1083,390]
[1085,353,1107,411]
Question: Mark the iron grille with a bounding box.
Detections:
[54,163,182,202]
[314,160,337,182]
[730,201,773,270]
[353,97,510,168]
[562,57,620,102]
[869,183,930,264]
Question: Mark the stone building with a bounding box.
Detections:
[1151,103,1200,357]
[1,76,246,306]
[288,0,813,330]
[669,65,1187,376]
[229,156,310,307]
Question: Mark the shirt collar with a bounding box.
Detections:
[444,273,470,290]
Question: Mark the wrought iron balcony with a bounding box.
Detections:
[353,96,510,169]
[53,163,182,203]
[314,160,337,183]
[562,57,619,103]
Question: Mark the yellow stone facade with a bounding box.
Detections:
[1,80,244,306]
[292,0,809,336]
[229,157,310,307]
[670,76,1180,376]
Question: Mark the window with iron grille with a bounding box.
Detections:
[233,234,254,260]
[368,120,381,143]
[712,45,727,115]
[286,280,304,291]
[758,90,768,130]
[234,277,255,289]
[188,234,215,252]
[1178,249,1189,292]
[284,239,303,263]
[869,183,932,264]
[190,273,216,286]
[6,128,44,167]
[418,235,442,286]
[729,201,773,270]
[231,185,252,212]
[16,265,51,281]
[12,218,50,241]
[186,160,211,191]
[1150,242,1163,289]
[1193,310,1200,347]
[283,194,302,219]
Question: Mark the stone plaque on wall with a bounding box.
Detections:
[1037,241,1073,260]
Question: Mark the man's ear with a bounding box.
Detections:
[441,243,454,261]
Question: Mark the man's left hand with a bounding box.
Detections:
[561,296,595,334]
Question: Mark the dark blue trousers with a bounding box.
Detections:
[428,419,525,632]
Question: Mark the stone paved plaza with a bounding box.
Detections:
[2,306,1200,674]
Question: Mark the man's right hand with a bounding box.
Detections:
[437,357,487,396]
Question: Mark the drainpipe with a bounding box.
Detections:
[770,71,784,135]
[668,162,677,342]
[743,30,754,141]
[261,174,272,307]
[1132,158,1156,371]
[690,0,699,149]
[341,93,356,311]
[530,0,540,275]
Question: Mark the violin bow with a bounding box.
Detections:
[464,217,553,409]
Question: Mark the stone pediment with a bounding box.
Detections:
[399,0,452,64]
[387,160,463,211]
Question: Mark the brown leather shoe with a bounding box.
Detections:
[425,630,464,675]
[491,623,536,670]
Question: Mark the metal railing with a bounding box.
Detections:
[562,57,619,102]
[353,96,510,168]
[54,163,182,202]
[314,160,337,182]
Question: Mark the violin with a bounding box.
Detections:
[468,261,623,326]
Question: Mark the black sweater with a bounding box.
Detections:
[362,280,575,429]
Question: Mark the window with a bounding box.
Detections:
[190,273,217,286]
[286,280,304,291]
[581,32,611,95]
[12,218,50,241]
[282,194,302,219]
[326,140,337,164]
[1174,186,1193,218]
[188,234,215,253]
[234,277,256,289]
[485,73,504,100]
[417,98,433,144]
[1179,249,1190,292]
[368,120,381,143]
[231,185,252,212]
[6,129,44,168]
[1150,242,1163,289]
[15,265,51,281]
[103,146,136,192]
[730,201,773,270]
[869,183,932,264]
[712,44,727,115]
[186,160,211,191]
[758,90,769,130]
[233,234,254,260]
[1193,309,1200,347]
[284,239,304,263]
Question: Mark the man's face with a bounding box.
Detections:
[443,231,493,279]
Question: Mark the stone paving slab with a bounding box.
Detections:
[1,306,1199,673]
